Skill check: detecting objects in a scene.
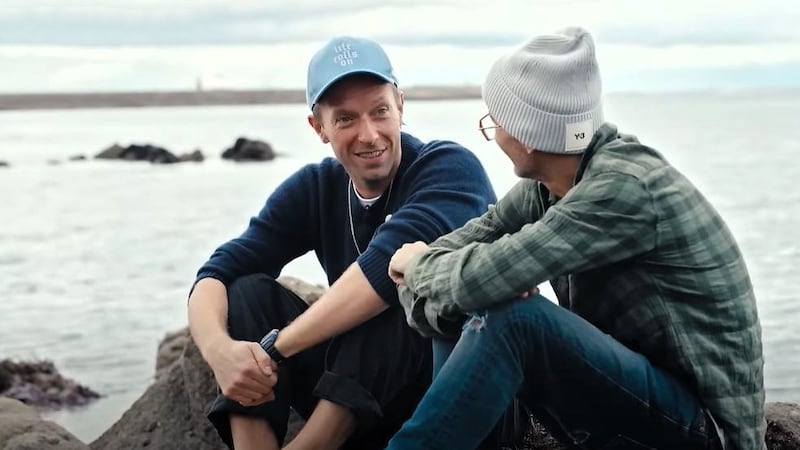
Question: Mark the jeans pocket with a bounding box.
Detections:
[597,435,657,449]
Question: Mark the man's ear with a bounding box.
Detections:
[397,90,405,117]
[307,114,330,144]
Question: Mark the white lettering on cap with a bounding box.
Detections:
[333,42,359,66]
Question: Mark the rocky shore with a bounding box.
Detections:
[1,276,798,449]
[0,137,277,168]
[0,86,482,111]
[0,360,101,410]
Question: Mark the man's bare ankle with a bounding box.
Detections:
[282,429,333,450]
[230,414,279,450]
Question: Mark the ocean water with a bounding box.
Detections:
[0,92,798,443]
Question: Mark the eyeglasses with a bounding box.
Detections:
[478,113,500,141]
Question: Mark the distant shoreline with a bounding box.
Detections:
[2,86,797,112]
[0,86,482,111]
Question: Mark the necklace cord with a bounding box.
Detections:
[348,178,393,255]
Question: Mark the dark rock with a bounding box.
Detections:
[4,384,48,406]
[124,144,179,164]
[0,364,11,391]
[91,276,324,450]
[68,154,87,161]
[0,396,89,449]
[178,149,204,162]
[0,160,9,167]
[0,359,100,409]
[89,337,226,450]
[516,403,800,449]
[221,137,275,162]
[94,143,179,164]
[276,276,326,305]
[93,321,308,450]
[94,144,125,159]
[155,329,191,378]
[766,402,800,449]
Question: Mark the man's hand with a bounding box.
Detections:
[389,241,430,286]
[206,338,278,407]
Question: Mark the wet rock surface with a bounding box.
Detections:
[95,143,181,163]
[221,137,275,162]
[0,359,101,409]
[0,397,89,449]
[766,402,800,449]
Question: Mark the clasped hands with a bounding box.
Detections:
[210,239,541,407]
[208,338,279,407]
[388,241,540,297]
[388,241,430,286]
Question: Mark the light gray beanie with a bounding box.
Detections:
[482,27,603,154]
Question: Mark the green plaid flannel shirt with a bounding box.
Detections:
[400,123,765,450]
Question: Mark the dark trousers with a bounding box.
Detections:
[208,274,432,450]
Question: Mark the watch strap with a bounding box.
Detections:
[258,328,287,364]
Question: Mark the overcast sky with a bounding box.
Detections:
[1,0,798,93]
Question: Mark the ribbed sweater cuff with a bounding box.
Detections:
[188,272,229,300]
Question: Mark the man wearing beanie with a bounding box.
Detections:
[187,36,496,450]
[387,27,765,450]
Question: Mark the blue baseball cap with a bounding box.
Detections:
[306,36,398,110]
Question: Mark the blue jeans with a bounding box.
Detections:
[386,296,722,450]
[432,337,457,378]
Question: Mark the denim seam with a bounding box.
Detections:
[421,325,510,448]
[507,307,700,437]
[416,374,466,448]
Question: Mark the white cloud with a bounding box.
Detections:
[0,0,432,21]
[0,0,798,93]
[3,39,799,94]
[600,43,800,71]
[1,0,798,45]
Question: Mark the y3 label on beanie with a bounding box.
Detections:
[564,119,594,153]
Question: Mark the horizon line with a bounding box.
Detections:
[1,85,798,112]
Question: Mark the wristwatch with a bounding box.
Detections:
[259,329,287,364]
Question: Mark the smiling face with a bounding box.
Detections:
[308,74,404,197]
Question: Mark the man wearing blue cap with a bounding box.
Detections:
[187,36,496,450]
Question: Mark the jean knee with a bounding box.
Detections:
[478,295,555,323]
[460,296,559,352]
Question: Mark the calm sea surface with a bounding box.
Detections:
[1,93,798,442]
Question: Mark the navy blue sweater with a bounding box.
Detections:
[195,132,496,306]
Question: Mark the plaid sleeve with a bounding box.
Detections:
[405,172,658,312]
[399,179,540,335]
[429,179,541,251]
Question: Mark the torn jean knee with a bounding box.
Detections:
[463,311,488,332]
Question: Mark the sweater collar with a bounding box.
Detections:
[398,131,420,176]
